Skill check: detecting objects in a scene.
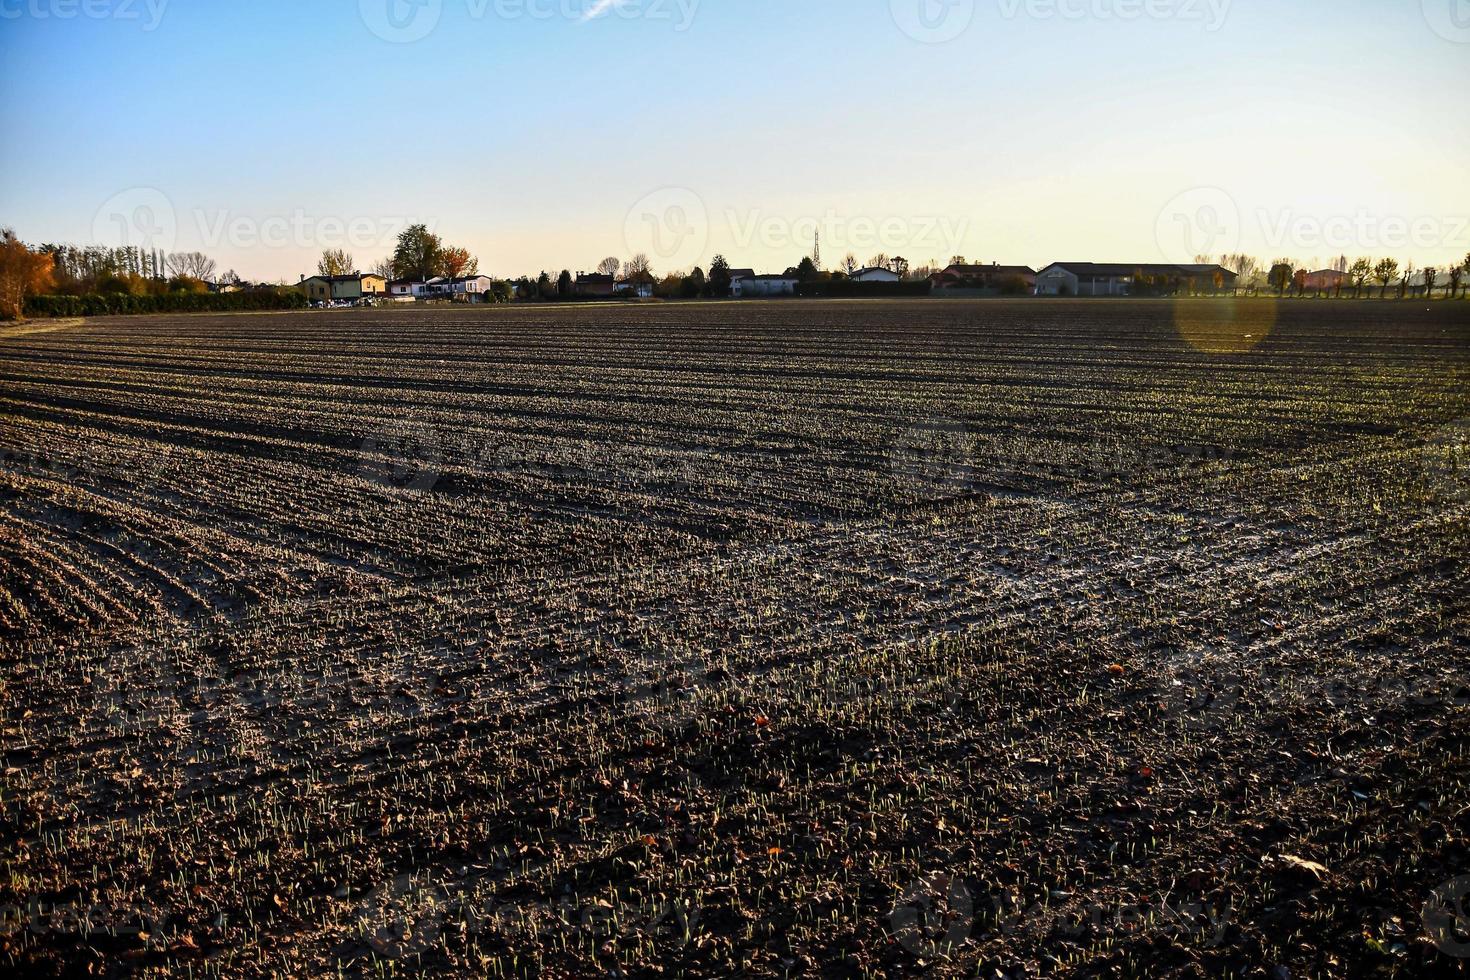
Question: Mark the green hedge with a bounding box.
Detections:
[24,291,308,318]
[794,280,932,298]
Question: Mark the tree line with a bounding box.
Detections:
[1214,252,1470,299]
[0,227,308,320]
[6,220,1469,322]
[504,252,935,302]
[0,228,304,319]
[512,254,734,301]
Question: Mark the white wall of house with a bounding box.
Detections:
[422,276,494,298]
[393,278,496,299]
[1037,265,1134,296]
[1035,266,1078,296]
[1036,267,1127,296]
[851,268,900,283]
[1086,276,1130,296]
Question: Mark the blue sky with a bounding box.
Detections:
[1,0,1467,280]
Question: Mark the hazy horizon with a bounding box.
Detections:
[2,0,1467,281]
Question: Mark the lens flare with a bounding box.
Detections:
[1173,299,1278,354]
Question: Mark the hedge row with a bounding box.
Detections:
[24,291,308,318]
[794,280,932,298]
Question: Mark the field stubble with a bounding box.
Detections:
[0,299,1467,977]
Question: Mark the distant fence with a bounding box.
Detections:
[25,291,308,318]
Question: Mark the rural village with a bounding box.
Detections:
[3,2,1468,978]
[5,222,1469,321]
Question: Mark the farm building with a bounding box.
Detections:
[1035,263,1237,297]
[574,273,616,297]
[929,263,1037,294]
[733,274,799,297]
[299,273,387,303]
[1301,269,1349,292]
[850,267,901,283]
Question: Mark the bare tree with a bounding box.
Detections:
[166,251,217,280]
[597,257,621,277]
[317,249,354,277]
[1221,253,1261,293]
[624,253,652,280]
[1422,266,1438,299]
[842,253,858,276]
[371,257,396,280]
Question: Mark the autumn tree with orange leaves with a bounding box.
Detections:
[439,246,478,279]
[0,228,55,320]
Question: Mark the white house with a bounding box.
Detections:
[850,266,900,283]
[424,275,495,300]
[733,274,798,297]
[614,280,655,298]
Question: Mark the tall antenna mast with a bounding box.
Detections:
[813,231,822,270]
